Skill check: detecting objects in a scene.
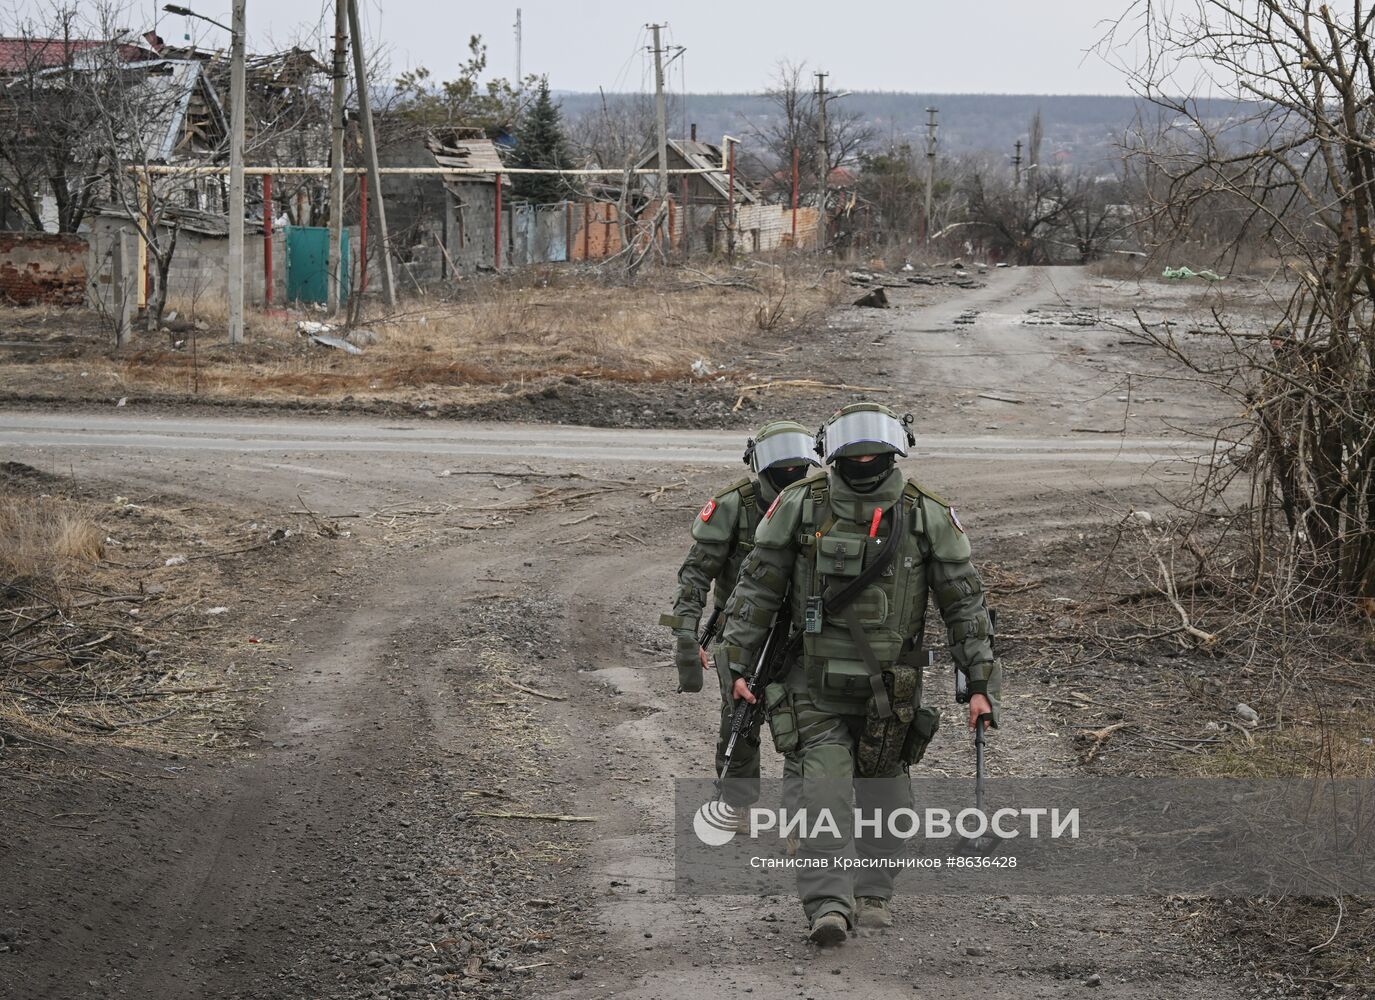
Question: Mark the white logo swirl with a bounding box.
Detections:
[693,800,740,846]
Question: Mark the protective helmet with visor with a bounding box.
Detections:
[744,419,821,492]
[815,403,916,462]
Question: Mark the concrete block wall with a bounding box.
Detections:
[726,204,819,252]
[0,232,88,305]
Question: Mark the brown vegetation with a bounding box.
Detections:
[0,257,839,406]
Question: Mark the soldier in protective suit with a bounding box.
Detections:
[714,402,1001,946]
[661,420,819,817]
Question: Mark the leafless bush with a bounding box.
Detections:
[1102,1,1375,608]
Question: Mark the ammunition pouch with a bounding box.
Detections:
[763,682,799,754]
[855,666,918,777]
[900,704,941,768]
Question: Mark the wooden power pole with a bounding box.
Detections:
[649,23,669,249]
[923,106,938,248]
[815,71,828,252]
[326,0,347,313]
[346,0,395,307]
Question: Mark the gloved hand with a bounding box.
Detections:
[674,631,705,692]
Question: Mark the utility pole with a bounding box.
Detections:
[226,0,245,344]
[1013,139,1023,189]
[923,107,938,248]
[326,0,347,313]
[513,8,522,91]
[815,71,828,252]
[649,23,669,250]
[346,0,395,307]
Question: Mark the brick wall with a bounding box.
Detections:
[0,232,88,305]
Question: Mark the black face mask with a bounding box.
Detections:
[835,453,896,492]
[764,464,809,492]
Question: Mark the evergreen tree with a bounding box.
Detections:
[511,80,571,204]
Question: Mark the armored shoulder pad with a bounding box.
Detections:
[752,478,811,549]
[715,476,753,500]
[916,485,972,562]
[690,486,744,543]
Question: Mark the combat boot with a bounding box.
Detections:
[855,896,892,929]
[807,911,849,947]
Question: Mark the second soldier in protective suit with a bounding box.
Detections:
[714,402,1002,946]
[661,420,819,822]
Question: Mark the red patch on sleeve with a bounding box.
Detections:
[765,495,782,519]
[869,507,883,538]
[699,498,717,522]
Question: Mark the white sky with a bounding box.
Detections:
[107,0,1139,95]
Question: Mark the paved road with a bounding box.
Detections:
[0,411,1209,466]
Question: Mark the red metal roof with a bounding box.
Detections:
[0,37,151,74]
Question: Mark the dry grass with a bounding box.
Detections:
[1,257,839,405]
[1188,712,1375,780]
[0,494,104,591]
[0,470,330,756]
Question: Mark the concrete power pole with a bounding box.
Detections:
[923,106,938,248]
[649,23,669,249]
[326,0,347,314]
[226,0,245,344]
[514,8,522,91]
[815,71,828,252]
[1013,140,1023,189]
[346,0,395,307]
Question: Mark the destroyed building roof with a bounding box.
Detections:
[15,56,226,163]
[120,59,227,162]
[90,201,263,236]
[425,129,507,190]
[634,138,759,204]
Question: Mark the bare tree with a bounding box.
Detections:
[744,60,876,184]
[0,5,115,231]
[568,89,661,172]
[1103,0,1375,602]
[963,165,1079,264]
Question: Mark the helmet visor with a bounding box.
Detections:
[819,410,910,463]
[750,431,820,472]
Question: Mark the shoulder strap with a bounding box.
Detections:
[908,479,949,507]
[716,476,752,500]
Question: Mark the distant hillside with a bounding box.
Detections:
[555,91,1249,174]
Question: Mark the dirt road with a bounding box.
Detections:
[2,267,1247,999]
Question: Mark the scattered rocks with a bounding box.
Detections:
[853,287,889,309]
[1235,703,1260,725]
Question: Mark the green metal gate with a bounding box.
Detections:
[285,226,349,304]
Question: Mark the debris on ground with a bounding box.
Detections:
[853,287,890,308]
[1162,266,1225,281]
[310,334,363,355]
[847,268,981,291]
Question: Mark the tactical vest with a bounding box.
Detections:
[788,477,932,710]
[713,479,761,604]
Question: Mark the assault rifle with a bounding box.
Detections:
[718,608,799,784]
[698,605,725,649]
